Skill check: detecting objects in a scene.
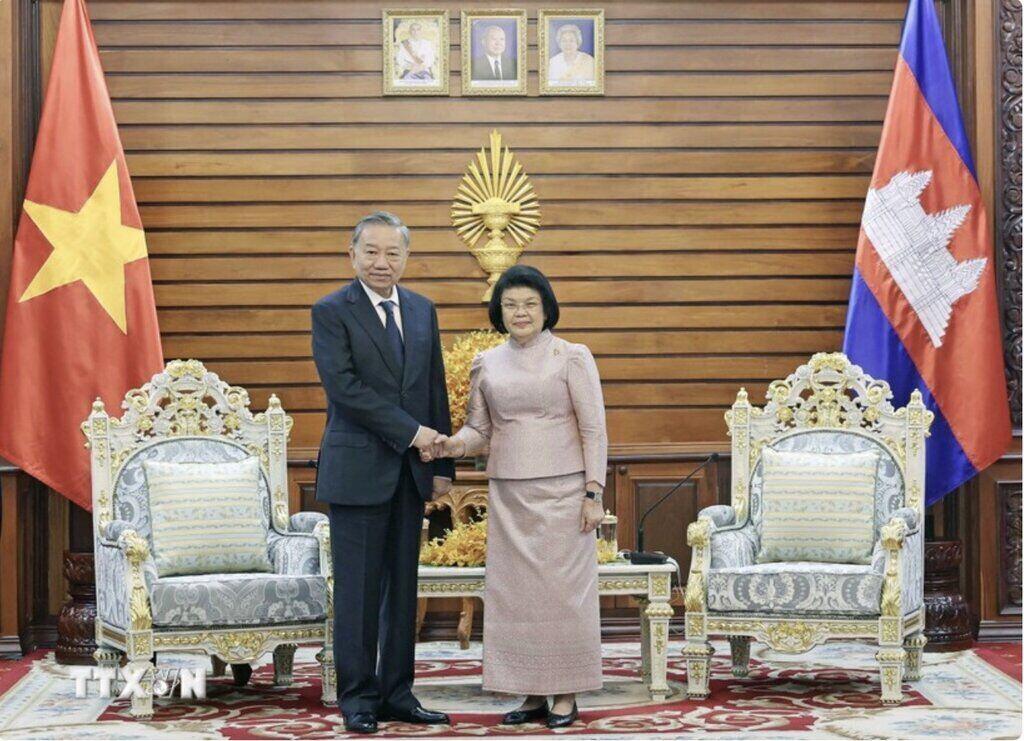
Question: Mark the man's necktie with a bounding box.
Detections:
[493,59,502,79]
[379,300,405,368]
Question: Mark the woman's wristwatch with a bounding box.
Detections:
[585,490,602,504]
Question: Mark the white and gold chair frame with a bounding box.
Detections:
[83,360,335,718]
[682,353,933,704]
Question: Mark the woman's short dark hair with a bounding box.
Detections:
[488,265,560,334]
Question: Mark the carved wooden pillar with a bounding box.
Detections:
[964,445,1022,640]
[994,0,1022,423]
[998,484,1023,614]
[55,551,97,664]
[923,540,973,649]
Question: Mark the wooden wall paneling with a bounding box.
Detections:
[0,0,38,347]
[90,21,901,48]
[610,451,723,612]
[0,0,16,337]
[0,470,32,656]
[0,0,39,659]
[128,153,876,177]
[102,47,900,75]
[998,479,1022,617]
[72,0,912,459]
[966,437,1023,641]
[86,2,909,21]
[46,492,68,616]
[290,462,322,518]
[39,1,60,94]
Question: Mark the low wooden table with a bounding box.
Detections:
[417,562,678,701]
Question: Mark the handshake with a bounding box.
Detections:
[412,427,466,462]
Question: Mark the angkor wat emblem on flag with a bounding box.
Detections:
[862,170,986,347]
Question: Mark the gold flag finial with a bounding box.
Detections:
[451,130,540,301]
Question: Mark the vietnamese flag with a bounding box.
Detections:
[0,0,163,510]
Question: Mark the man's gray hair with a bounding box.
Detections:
[483,24,505,37]
[351,211,410,249]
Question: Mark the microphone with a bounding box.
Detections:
[624,452,720,565]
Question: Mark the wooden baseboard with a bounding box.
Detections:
[20,621,57,653]
[977,619,1023,642]
[0,633,24,659]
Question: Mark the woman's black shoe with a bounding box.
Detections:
[501,702,548,725]
[546,703,579,729]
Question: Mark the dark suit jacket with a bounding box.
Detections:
[470,53,517,81]
[311,280,455,505]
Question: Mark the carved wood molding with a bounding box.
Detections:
[996,0,1022,426]
[999,482,1023,614]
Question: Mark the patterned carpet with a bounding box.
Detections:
[0,640,1019,739]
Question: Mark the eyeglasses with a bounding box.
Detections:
[500,301,541,312]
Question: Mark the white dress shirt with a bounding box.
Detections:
[357,281,447,475]
[486,53,504,80]
[359,280,404,338]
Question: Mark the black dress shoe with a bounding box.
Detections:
[343,712,378,734]
[380,706,451,725]
[502,702,548,725]
[547,703,579,729]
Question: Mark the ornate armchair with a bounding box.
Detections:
[683,353,933,704]
[84,360,335,718]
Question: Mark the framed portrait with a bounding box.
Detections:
[538,9,605,95]
[383,9,450,95]
[461,9,528,96]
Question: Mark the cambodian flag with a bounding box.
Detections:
[843,0,1011,504]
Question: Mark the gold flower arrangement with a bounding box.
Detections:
[419,513,622,566]
[420,516,489,567]
[443,329,506,431]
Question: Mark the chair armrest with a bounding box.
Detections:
[684,516,715,613]
[692,506,755,569]
[290,511,328,534]
[878,512,924,618]
[888,507,920,534]
[697,505,736,530]
[899,527,924,615]
[100,518,136,546]
[270,532,321,576]
[708,526,757,569]
[312,520,333,581]
[96,540,133,629]
[95,526,156,632]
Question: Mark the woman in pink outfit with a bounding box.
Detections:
[423,265,608,729]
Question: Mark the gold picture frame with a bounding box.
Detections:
[538,9,605,96]
[383,9,450,96]
[461,9,528,96]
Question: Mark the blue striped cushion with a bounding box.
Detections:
[143,457,273,577]
[757,448,879,565]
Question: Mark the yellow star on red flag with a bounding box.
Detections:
[20,160,148,333]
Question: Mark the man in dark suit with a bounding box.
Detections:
[311,211,454,734]
[470,24,516,82]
